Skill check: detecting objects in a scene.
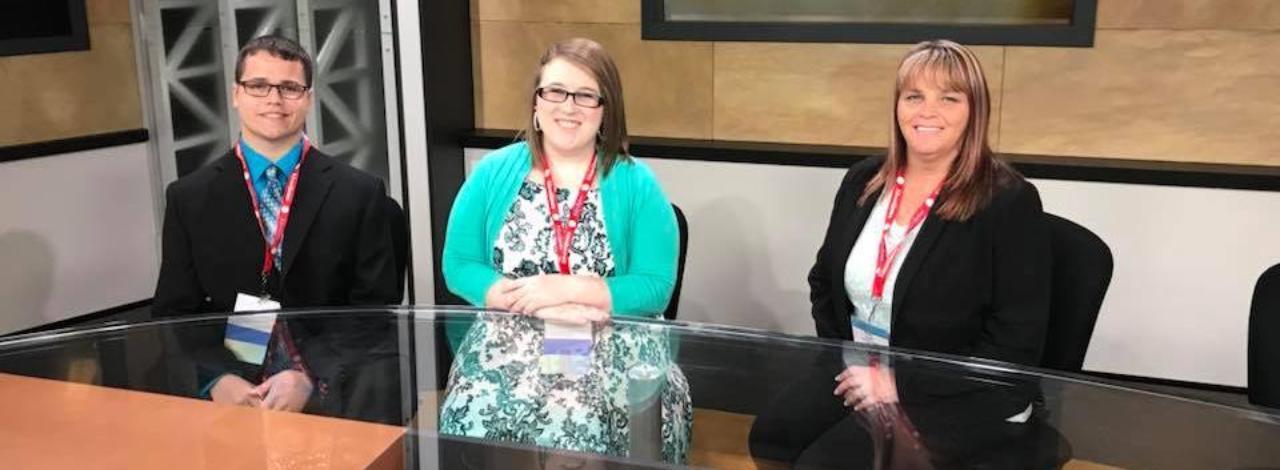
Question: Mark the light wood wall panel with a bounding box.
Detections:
[87,0,133,24]
[714,42,1003,148]
[999,30,1280,165]
[474,0,639,24]
[473,0,1280,167]
[0,0,142,146]
[473,21,713,139]
[1098,0,1280,30]
[0,62,17,145]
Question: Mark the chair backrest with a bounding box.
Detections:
[1248,263,1280,408]
[663,204,689,320]
[1041,213,1113,372]
[384,196,409,297]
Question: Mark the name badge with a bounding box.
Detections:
[540,321,593,378]
[225,293,281,365]
[851,300,891,347]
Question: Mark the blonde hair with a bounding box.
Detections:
[861,39,1017,221]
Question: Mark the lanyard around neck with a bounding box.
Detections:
[871,172,940,300]
[542,153,598,275]
[233,137,311,289]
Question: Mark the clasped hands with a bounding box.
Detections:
[835,363,932,464]
[485,274,611,325]
[210,369,313,412]
[834,363,899,412]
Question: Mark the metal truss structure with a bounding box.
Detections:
[143,0,391,182]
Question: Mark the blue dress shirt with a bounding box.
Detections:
[240,137,303,197]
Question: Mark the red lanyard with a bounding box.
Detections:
[542,153,598,275]
[871,172,940,300]
[233,137,311,287]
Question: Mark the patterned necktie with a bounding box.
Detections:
[259,164,313,391]
[260,165,285,269]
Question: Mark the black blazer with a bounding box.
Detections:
[153,148,401,400]
[809,157,1051,367]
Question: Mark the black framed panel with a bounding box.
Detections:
[419,0,474,305]
[0,0,91,57]
[0,129,150,163]
[642,0,1096,47]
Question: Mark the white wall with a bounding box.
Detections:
[0,144,160,334]
[464,147,1280,387]
[645,158,844,334]
[1038,179,1280,387]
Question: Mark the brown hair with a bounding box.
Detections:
[523,38,630,175]
[860,39,1018,221]
[235,35,314,87]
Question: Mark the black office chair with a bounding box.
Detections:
[384,196,409,297]
[1041,213,1113,373]
[1248,263,1280,408]
[663,204,689,320]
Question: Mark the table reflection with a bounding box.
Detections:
[440,313,692,464]
[0,308,1279,469]
[751,348,1061,469]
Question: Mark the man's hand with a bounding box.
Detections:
[251,370,314,412]
[209,374,263,407]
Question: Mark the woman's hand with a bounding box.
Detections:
[534,303,610,326]
[507,275,610,314]
[834,364,899,411]
[484,277,519,310]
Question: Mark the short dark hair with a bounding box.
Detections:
[234,35,314,87]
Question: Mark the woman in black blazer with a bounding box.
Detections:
[750,40,1052,468]
[815,39,1050,407]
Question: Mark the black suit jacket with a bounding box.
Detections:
[153,148,401,401]
[809,156,1051,367]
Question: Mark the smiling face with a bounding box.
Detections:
[533,58,604,159]
[896,70,971,164]
[232,51,312,151]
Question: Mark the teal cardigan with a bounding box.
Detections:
[443,141,679,319]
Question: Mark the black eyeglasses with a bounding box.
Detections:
[535,86,604,108]
[238,80,310,100]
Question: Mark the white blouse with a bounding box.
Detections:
[843,193,923,347]
[841,193,1035,423]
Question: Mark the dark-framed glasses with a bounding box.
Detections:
[239,80,310,100]
[535,86,604,108]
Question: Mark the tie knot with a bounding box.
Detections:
[264,165,280,179]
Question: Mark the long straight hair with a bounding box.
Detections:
[860,40,1017,221]
[523,38,630,175]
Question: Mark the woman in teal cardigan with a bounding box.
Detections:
[439,38,691,463]
[443,140,679,317]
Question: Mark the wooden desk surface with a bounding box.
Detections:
[0,373,405,469]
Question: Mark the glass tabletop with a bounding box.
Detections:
[0,307,1276,469]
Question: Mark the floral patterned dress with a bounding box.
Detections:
[439,179,693,463]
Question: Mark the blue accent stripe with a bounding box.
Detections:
[543,338,592,356]
[852,318,890,339]
[225,323,272,345]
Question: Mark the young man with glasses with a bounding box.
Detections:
[153,35,400,416]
